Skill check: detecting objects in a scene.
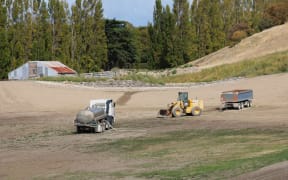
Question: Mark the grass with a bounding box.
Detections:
[70,128,288,179]
[117,73,165,85]
[163,51,288,83]
[1,128,73,149]
[38,72,165,85]
[34,128,288,179]
[141,149,288,180]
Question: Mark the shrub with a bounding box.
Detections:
[228,23,252,42]
[171,69,177,75]
[230,30,248,42]
[259,2,288,30]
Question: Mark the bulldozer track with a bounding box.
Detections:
[116,91,139,106]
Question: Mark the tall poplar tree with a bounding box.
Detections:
[91,0,108,70]
[71,0,82,71]
[210,1,225,51]
[71,0,107,72]
[161,5,176,68]
[48,0,70,63]
[173,0,191,64]
[10,0,26,68]
[23,0,33,62]
[190,0,199,59]
[148,0,164,68]
[195,0,212,57]
[32,0,52,61]
[0,0,11,79]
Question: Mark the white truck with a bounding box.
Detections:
[74,99,116,133]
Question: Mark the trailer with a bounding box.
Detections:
[220,89,253,110]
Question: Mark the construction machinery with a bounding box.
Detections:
[220,89,253,111]
[74,99,115,133]
[159,92,204,117]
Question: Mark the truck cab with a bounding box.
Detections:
[75,99,116,133]
[89,99,116,125]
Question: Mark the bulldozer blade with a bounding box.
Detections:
[158,109,171,118]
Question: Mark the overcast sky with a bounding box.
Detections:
[66,0,193,27]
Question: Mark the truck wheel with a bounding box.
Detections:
[248,101,252,107]
[192,106,202,116]
[172,106,182,117]
[76,126,81,133]
[107,116,114,126]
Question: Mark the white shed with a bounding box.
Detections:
[8,61,77,80]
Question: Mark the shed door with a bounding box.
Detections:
[29,62,37,78]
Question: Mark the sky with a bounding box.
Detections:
[66,0,193,27]
[101,0,173,27]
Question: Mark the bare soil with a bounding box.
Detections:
[192,23,288,69]
[0,73,288,179]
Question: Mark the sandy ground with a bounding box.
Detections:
[0,73,288,179]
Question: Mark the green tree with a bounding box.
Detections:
[148,0,164,68]
[71,0,107,72]
[91,0,108,70]
[190,0,199,59]
[173,0,191,64]
[105,19,138,69]
[161,5,176,68]
[195,0,212,57]
[0,0,11,79]
[23,0,33,62]
[9,0,26,67]
[32,0,52,61]
[209,1,225,51]
[48,0,70,64]
[71,0,82,71]
[134,27,152,69]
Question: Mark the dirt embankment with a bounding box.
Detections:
[143,23,288,76]
[193,23,288,68]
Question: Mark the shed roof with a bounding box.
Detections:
[37,61,76,74]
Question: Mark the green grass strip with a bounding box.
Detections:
[163,51,288,83]
[140,148,288,180]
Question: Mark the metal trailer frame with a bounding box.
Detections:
[221,89,253,110]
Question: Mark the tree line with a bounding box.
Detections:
[147,0,288,68]
[0,0,287,79]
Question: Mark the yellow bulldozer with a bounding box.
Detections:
[159,92,204,117]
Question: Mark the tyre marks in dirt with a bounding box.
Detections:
[0,84,14,105]
[0,83,31,112]
[116,91,139,106]
[0,84,19,112]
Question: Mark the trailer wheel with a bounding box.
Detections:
[172,106,182,117]
[238,103,242,110]
[192,106,202,116]
[248,101,252,107]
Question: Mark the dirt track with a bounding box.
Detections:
[0,73,288,179]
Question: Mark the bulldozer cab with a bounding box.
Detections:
[178,92,188,104]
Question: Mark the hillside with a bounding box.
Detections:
[143,23,288,77]
[190,23,288,69]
